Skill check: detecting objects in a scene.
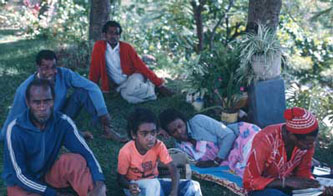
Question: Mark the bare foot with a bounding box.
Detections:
[100,114,128,143]
[81,131,94,140]
[102,130,129,143]
[88,181,106,196]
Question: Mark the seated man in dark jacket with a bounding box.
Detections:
[2,78,106,196]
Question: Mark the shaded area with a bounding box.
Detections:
[0,32,236,195]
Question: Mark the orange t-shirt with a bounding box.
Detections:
[117,140,172,181]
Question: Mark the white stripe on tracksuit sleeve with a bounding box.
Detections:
[6,119,56,195]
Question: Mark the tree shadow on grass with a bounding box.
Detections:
[0,35,54,74]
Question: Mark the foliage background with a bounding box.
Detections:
[0,0,332,195]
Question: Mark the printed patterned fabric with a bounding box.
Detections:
[177,122,261,177]
[191,165,246,196]
[243,124,314,192]
[227,122,261,177]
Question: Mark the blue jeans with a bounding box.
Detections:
[61,88,106,124]
[248,188,291,196]
[159,178,202,196]
[123,178,162,196]
[123,178,202,196]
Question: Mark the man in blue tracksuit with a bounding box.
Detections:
[2,78,106,195]
[0,49,126,142]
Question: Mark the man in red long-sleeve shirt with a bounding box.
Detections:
[243,107,321,196]
[89,21,173,103]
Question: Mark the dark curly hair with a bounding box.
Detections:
[127,108,158,139]
[158,108,187,134]
[102,21,122,35]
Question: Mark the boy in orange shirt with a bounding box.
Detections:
[117,108,202,196]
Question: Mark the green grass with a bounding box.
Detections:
[0,30,236,195]
[1,29,332,196]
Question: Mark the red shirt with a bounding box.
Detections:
[89,40,164,92]
[117,140,172,181]
[243,124,314,191]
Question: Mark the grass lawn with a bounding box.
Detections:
[1,29,333,196]
[0,30,237,195]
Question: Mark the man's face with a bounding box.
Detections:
[132,123,157,154]
[295,135,317,150]
[27,86,54,128]
[104,26,120,47]
[37,59,57,83]
[166,118,189,141]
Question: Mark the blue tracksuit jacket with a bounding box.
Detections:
[2,110,104,195]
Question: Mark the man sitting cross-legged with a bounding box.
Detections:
[0,49,127,142]
[89,21,174,104]
[2,78,106,196]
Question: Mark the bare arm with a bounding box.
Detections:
[166,162,179,196]
[266,177,320,190]
[117,173,141,195]
[117,173,130,189]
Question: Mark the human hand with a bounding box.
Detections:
[88,181,106,196]
[157,85,174,97]
[196,160,218,168]
[285,177,320,190]
[323,186,333,195]
[129,183,141,196]
[158,128,170,139]
[81,130,94,140]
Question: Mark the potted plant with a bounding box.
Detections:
[181,54,208,111]
[199,45,247,123]
[237,23,283,85]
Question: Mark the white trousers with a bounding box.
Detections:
[117,73,157,104]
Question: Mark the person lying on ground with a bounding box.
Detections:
[243,107,328,196]
[89,21,174,104]
[0,49,127,142]
[159,109,260,176]
[2,78,106,196]
[117,108,202,196]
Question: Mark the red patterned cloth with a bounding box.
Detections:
[89,40,164,93]
[243,124,314,191]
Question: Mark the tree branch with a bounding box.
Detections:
[209,0,234,50]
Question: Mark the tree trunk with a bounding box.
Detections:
[191,0,206,53]
[89,0,111,41]
[246,0,282,32]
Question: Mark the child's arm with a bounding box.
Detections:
[117,173,141,195]
[166,162,180,196]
